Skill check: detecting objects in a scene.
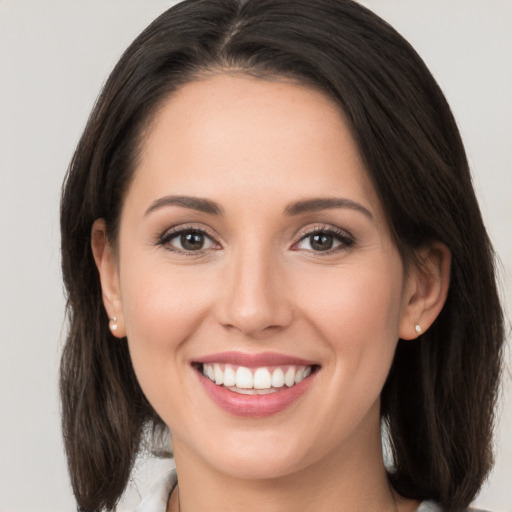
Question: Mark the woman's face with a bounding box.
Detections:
[99,74,421,480]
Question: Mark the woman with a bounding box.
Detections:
[59,1,504,511]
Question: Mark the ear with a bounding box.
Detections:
[399,242,451,340]
[91,219,126,338]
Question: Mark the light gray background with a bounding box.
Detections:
[0,1,510,511]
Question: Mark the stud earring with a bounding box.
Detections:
[415,324,422,335]
[109,316,118,331]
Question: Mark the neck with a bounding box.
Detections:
[168,407,414,512]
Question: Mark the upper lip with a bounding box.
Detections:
[192,351,318,368]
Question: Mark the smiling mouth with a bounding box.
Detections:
[194,363,319,395]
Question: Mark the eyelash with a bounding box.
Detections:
[291,225,355,254]
[157,224,355,255]
[158,224,220,255]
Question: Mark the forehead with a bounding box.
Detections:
[129,74,383,220]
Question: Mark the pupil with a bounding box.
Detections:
[310,233,333,251]
[181,232,204,250]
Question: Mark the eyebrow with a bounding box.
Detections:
[285,197,373,219]
[144,194,372,220]
[144,195,223,216]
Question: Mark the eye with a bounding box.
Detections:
[293,227,354,253]
[159,227,219,253]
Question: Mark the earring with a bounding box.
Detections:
[415,324,422,335]
[109,316,118,331]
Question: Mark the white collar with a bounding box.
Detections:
[132,470,177,512]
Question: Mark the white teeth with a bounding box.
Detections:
[223,365,236,386]
[214,363,223,385]
[235,366,253,389]
[227,387,256,395]
[284,367,296,387]
[201,363,314,391]
[253,368,272,389]
[271,367,285,388]
[226,387,279,395]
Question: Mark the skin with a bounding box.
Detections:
[92,74,450,512]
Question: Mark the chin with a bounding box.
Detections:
[173,425,315,482]
[213,451,311,481]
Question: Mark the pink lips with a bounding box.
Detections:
[196,351,317,367]
[193,351,318,418]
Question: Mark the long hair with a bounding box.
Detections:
[60,1,504,510]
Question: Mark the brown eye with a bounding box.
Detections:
[309,233,334,251]
[161,228,218,253]
[180,232,206,251]
[294,228,353,253]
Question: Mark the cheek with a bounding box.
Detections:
[122,257,212,329]
[301,257,405,375]
[119,260,214,389]
[291,258,405,445]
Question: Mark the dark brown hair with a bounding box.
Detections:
[60,1,504,511]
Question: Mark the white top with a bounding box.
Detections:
[130,470,481,512]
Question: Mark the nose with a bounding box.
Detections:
[215,245,294,338]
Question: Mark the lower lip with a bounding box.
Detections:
[196,370,316,418]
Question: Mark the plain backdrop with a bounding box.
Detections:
[0,1,510,511]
